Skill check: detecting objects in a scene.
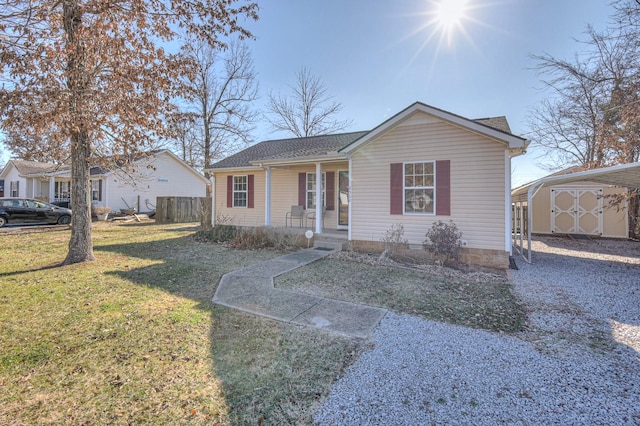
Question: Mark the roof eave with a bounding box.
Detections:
[511,162,640,196]
[251,153,347,167]
[205,165,264,173]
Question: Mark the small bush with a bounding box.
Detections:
[269,231,301,251]
[228,227,273,250]
[424,220,463,265]
[194,224,237,243]
[195,226,301,251]
[380,224,408,257]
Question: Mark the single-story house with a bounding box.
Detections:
[512,166,634,239]
[206,102,529,268]
[0,149,209,212]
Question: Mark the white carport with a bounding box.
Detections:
[512,162,640,263]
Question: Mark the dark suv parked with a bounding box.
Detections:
[0,198,72,227]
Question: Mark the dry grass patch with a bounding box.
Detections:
[276,251,526,333]
[0,223,361,425]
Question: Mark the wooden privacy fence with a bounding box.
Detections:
[156,196,211,225]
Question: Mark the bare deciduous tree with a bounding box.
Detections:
[266,67,352,137]
[0,0,258,264]
[528,0,640,236]
[178,40,259,178]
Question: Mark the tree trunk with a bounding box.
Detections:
[64,130,95,264]
[62,0,95,264]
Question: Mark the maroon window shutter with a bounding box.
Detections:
[298,172,306,208]
[436,160,451,216]
[247,174,254,208]
[227,176,233,208]
[390,163,403,215]
[325,171,335,210]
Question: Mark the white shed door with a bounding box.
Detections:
[551,188,603,235]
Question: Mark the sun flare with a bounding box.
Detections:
[434,0,468,30]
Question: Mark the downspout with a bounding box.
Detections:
[505,150,512,255]
[210,174,216,227]
[315,162,322,234]
[264,165,271,227]
[347,154,353,241]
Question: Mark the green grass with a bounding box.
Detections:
[0,222,361,425]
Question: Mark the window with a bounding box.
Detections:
[233,175,248,208]
[10,181,19,197]
[91,180,102,201]
[404,161,435,214]
[306,172,326,209]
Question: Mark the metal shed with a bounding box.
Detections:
[512,162,640,263]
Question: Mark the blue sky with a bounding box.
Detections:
[0,1,615,188]
[242,0,614,187]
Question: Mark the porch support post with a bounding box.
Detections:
[265,166,271,226]
[315,162,322,234]
[49,176,55,203]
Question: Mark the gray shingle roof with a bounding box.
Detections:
[209,115,518,170]
[10,160,58,175]
[474,116,512,134]
[209,131,369,169]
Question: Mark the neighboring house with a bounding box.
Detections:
[512,167,630,239]
[206,102,529,268]
[0,150,209,212]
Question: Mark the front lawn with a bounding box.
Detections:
[0,222,525,425]
[0,223,361,425]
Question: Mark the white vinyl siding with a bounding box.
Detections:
[214,171,264,226]
[351,112,507,251]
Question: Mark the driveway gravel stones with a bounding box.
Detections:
[314,237,640,425]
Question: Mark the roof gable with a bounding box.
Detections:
[4,159,58,176]
[340,102,528,154]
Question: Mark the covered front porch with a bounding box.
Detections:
[262,159,351,235]
[25,175,72,205]
[213,158,352,237]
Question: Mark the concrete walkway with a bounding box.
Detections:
[213,248,388,338]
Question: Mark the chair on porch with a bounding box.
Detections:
[305,205,326,228]
[286,205,305,228]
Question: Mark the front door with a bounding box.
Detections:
[338,170,349,229]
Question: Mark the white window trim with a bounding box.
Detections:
[91,179,101,202]
[10,181,19,197]
[403,160,436,215]
[306,172,326,210]
[232,175,248,208]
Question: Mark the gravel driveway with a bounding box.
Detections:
[314,237,640,425]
